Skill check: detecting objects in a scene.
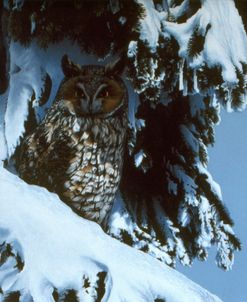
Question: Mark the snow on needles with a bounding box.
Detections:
[0,166,222,302]
[139,0,247,88]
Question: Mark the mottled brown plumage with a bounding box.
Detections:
[18,55,128,225]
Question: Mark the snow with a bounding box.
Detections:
[169,0,189,20]
[179,59,185,91]
[197,197,214,249]
[134,149,145,167]
[5,70,34,155]
[202,0,247,70]
[30,13,36,34]
[0,90,8,160]
[198,163,222,201]
[170,164,198,207]
[0,166,222,302]
[127,41,138,58]
[124,79,140,130]
[189,94,206,117]
[180,124,199,155]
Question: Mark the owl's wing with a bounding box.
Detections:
[17,131,45,185]
[18,122,72,194]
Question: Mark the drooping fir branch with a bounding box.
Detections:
[127,38,166,102]
[187,24,211,58]
[157,35,180,92]
[118,90,241,269]
[230,66,247,110]
[197,64,223,92]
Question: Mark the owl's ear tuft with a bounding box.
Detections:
[61,55,82,78]
[105,55,126,77]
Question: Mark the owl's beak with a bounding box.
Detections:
[79,98,94,115]
[79,98,89,114]
[88,98,93,114]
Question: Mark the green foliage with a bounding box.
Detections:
[0,242,24,273]
[128,38,165,102]
[52,288,59,302]
[120,89,241,267]
[157,36,180,92]
[59,289,79,302]
[230,67,246,110]
[3,291,20,302]
[187,24,211,58]
[39,73,52,106]
[0,243,14,265]
[197,64,223,91]
[235,0,247,31]
[95,272,107,302]
[6,0,144,57]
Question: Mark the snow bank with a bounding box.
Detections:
[0,166,222,302]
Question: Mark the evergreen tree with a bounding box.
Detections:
[1,0,246,272]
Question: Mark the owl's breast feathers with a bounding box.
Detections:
[18,56,128,225]
[18,102,128,224]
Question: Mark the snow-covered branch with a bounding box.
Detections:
[0,166,221,302]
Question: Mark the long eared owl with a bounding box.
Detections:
[18,55,128,225]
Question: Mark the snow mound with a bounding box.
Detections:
[0,166,222,302]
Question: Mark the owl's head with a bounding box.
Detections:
[57,55,127,118]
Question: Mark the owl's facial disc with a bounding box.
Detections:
[58,74,125,118]
[75,79,124,117]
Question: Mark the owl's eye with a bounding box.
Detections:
[98,88,109,98]
[75,89,85,98]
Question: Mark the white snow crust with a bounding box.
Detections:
[0,166,222,302]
